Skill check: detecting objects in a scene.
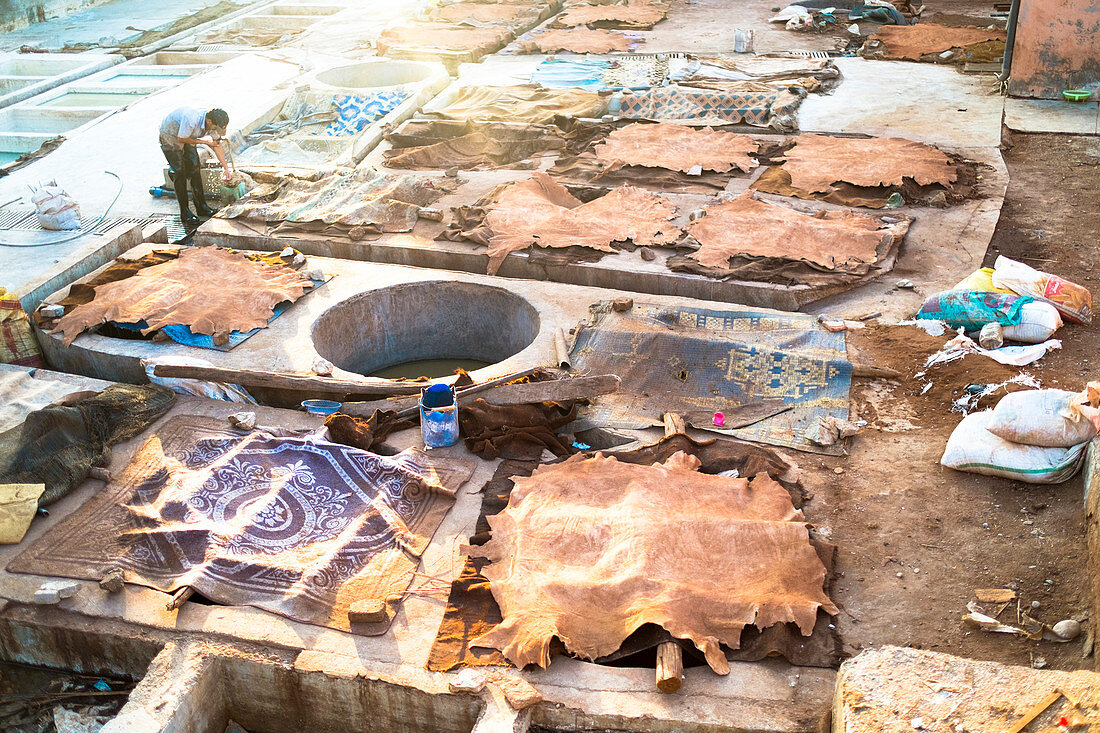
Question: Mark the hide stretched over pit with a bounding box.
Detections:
[52,247,313,347]
[569,300,853,454]
[469,451,837,672]
[8,416,474,633]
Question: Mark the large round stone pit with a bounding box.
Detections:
[311,282,540,379]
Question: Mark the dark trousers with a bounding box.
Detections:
[161,143,210,216]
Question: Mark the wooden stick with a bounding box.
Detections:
[1007,691,1062,733]
[552,328,571,369]
[656,641,683,693]
[851,363,903,380]
[340,367,544,418]
[662,412,686,437]
[166,586,193,611]
[151,364,427,396]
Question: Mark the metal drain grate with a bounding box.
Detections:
[0,210,160,235]
[196,44,240,52]
[787,50,841,59]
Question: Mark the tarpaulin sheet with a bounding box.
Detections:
[8,416,474,633]
[531,56,668,91]
[52,248,313,347]
[568,300,853,454]
[469,451,837,671]
[217,169,444,233]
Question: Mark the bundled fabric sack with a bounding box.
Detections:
[992,255,1092,325]
[1001,300,1062,343]
[31,181,81,231]
[985,383,1100,447]
[917,290,1032,331]
[941,410,1088,484]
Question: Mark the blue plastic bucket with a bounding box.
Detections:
[420,383,459,448]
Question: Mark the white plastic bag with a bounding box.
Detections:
[985,383,1100,447]
[1001,300,1062,343]
[941,410,1087,483]
[142,356,256,404]
[31,181,81,231]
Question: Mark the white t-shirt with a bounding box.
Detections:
[159,107,219,149]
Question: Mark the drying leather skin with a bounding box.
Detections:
[686,192,909,272]
[594,123,760,174]
[519,28,633,53]
[484,171,680,274]
[869,24,1005,61]
[431,3,539,22]
[470,451,837,672]
[779,134,957,193]
[552,4,666,28]
[429,85,605,124]
[377,23,512,54]
[53,247,311,345]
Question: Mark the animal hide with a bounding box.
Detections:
[868,24,1005,61]
[686,192,910,272]
[483,171,680,274]
[470,451,837,672]
[778,134,957,193]
[518,28,633,53]
[594,122,760,173]
[552,4,666,28]
[427,84,606,124]
[53,247,311,346]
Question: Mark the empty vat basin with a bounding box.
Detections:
[37,92,145,108]
[95,72,192,88]
[270,4,344,15]
[312,281,539,378]
[0,108,104,133]
[0,58,92,76]
[0,76,46,93]
[315,61,433,89]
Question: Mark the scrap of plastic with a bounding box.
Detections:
[924,331,1060,369]
[142,356,257,404]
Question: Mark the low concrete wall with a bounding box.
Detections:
[0,0,116,34]
[1008,0,1100,100]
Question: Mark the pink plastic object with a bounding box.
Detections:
[713,411,725,427]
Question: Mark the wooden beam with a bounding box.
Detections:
[151,363,425,396]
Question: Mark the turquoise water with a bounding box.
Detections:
[0,151,22,165]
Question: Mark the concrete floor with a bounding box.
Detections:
[2,0,1099,731]
[0,0,262,51]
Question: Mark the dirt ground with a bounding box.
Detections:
[800,132,1100,673]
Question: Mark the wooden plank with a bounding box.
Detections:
[150,364,425,396]
[1007,691,1062,733]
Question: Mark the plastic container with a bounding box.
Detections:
[1063,89,1091,102]
[420,383,459,448]
[301,399,342,416]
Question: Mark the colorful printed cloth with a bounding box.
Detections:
[613,87,777,127]
[0,287,43,368]
[8,417,473,633]
[324,90,411,137]
[569,301,853,454]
